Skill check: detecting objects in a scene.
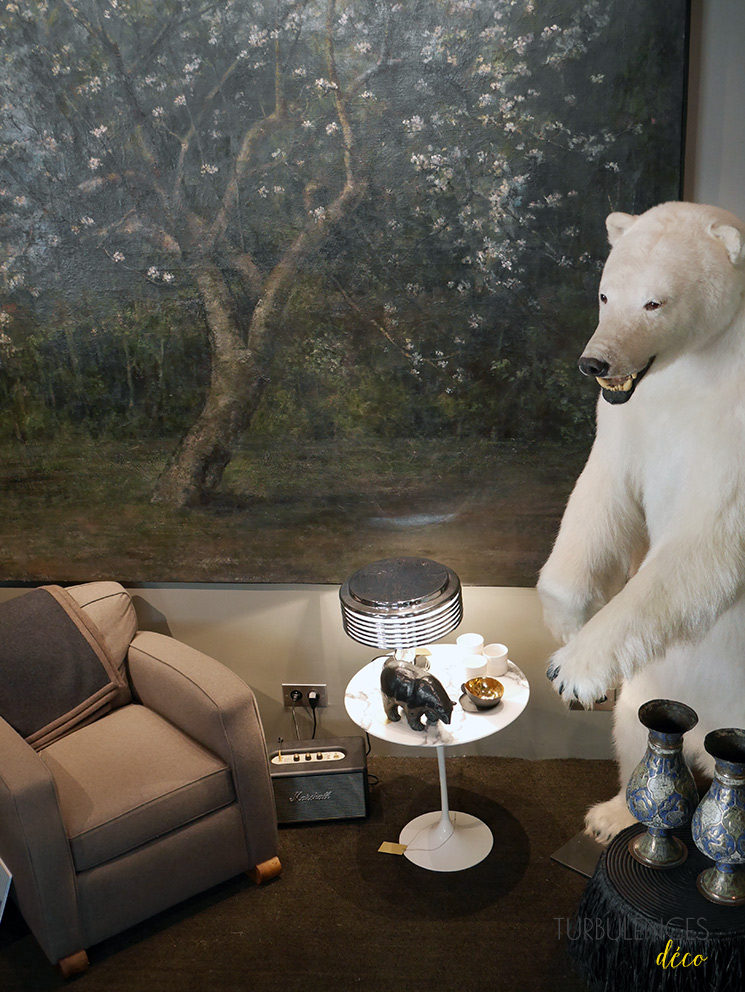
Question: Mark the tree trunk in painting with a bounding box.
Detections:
[149,0,364,508]
[152,175,363,507]
[151,264,267,507]
[153,170,364,506]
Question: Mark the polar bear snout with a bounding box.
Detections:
[578,348,655,404]
[578,355,609,378]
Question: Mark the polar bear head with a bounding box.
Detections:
[579,201,745,404]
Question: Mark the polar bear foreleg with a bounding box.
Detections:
[547,521,745,707]
[538,440,644,643]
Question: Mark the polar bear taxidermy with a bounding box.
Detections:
[537,201,745,844]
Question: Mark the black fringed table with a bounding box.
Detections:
[568,823,745,992]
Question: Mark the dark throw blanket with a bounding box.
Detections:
[0,585,127,749]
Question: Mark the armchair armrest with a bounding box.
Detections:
[0,717,83,963]
[127,631,278,870]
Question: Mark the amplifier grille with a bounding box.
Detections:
[274,771,367,823]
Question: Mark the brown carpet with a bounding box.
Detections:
[0,756,617,992]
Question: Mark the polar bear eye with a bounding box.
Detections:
[644,300,662,311]
[599,293,607,304]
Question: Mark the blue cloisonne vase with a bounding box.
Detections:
[692,728,745,905]
[626,699,699,869]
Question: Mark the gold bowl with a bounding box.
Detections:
[461,676,504,710]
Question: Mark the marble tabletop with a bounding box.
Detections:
[344,643,530,748]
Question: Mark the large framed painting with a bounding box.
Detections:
[0,0,689,585]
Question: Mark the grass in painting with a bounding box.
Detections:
[0,435,589,586]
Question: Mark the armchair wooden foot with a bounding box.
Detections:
[248,856,282,885]
[58,950,89,978]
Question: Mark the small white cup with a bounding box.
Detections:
[463,654,487,681]
[484,643,509,677]
[457,632,484,655]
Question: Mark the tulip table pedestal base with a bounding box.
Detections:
[397,745,493,872]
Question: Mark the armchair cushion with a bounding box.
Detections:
[0,586,129,750]
[39,704,235,872]
[66,581,137,676]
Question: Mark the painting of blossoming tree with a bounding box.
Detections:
[0,0,687,584]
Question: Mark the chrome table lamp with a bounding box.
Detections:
[339,556,463,668]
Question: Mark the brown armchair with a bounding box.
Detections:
[0,582,280,976]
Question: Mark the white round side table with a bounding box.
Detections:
[344,644,530,872]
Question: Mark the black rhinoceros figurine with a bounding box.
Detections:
[380,658,454,732]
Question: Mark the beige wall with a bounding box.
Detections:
[0,582,613,759]
[684,0,745,215]
[3,1,742,763]
[128,583,613,759]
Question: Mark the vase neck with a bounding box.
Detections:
[714,761,745,786]
[648,732,684,755]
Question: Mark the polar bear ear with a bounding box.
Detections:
[605,212,637,246]
[709,222,745,266]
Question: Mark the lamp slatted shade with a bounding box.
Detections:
[339,557,462,650]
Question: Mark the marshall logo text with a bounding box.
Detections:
[288,789,333,804]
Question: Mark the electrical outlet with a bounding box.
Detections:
[282,683,328,708]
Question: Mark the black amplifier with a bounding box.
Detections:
[268,736,369,825]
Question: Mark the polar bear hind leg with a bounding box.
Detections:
[584,686,646,842]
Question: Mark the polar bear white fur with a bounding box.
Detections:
[537,201,745,843]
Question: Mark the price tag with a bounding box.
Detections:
[378,841,408,856]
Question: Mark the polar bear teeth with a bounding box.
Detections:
[595,373,635,392]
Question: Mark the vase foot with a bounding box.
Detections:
[628,830,687,869]
[697,865,745,905]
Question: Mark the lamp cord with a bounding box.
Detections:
[307,689,320,740]
[364,733,379,785]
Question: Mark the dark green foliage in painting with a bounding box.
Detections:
[0,1,686,451]
[0,299,208,442]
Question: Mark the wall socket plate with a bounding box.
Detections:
[282,683,328,708]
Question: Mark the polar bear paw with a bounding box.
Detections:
[546,638,612,708]
[584,794,636,846]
